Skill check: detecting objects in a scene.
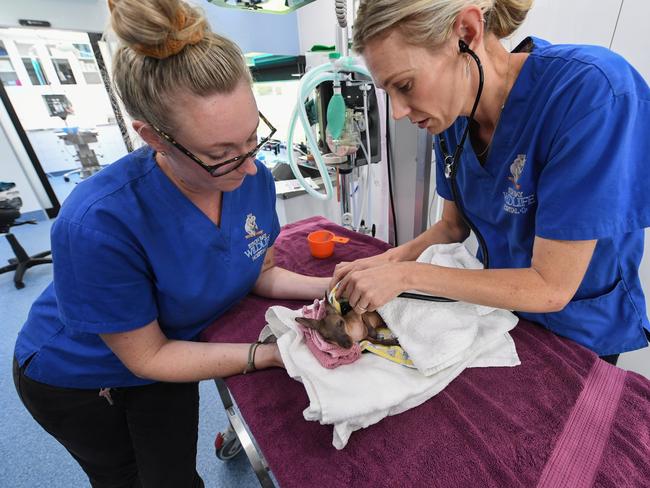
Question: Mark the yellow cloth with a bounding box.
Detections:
[359,327,415,368]
[328,283,350,315]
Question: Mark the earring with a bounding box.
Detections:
[160,151,167,156]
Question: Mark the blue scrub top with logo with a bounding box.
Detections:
[14,147,280,388]
[435,37,650,355]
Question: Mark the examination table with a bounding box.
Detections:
[202,216,650,488]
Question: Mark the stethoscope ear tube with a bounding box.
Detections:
[438,40,490,269]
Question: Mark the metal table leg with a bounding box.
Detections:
[214,379,276,488]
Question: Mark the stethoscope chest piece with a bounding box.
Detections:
[444,154,455,179]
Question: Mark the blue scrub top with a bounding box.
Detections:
[435,37,650,355]
[14,147,280,388]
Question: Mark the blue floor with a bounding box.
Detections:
[0,220,259,487]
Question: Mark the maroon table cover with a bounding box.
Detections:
[202,216,650,487]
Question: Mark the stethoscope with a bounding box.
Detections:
[336,40,491,312]
[438,39,491,270]
[394,40,491,306]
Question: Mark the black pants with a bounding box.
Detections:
[599,329,650,366]
[13,357,204,488]
[600,354,620,365]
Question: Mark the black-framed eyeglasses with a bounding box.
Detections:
[152,111,276,177]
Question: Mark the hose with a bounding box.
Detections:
[287,57,372,201]
[335,0,347,28]
[353,120,372,231]
[362,83,373,230]
[287,71,336,200]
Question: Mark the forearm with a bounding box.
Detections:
[136,341,278,382]
[392,219,469,262]
[403,262,571,313]
[253,265,330,300]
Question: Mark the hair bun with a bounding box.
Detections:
[109,0,206,59]
[488,0,533,39]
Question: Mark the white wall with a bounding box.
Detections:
[505,0,623,49]
[297,0,338,54]
[610,0,650,77]
[297,0,363,55]
[0,0,111,33]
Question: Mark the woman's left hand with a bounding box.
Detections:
[270,343,285,369]
[337,262,410,313]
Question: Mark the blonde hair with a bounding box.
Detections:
[109,0,251,133]
[352,0,533,53]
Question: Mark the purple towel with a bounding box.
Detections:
[201,217,650,487]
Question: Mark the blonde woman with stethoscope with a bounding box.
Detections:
[332,0,650,364]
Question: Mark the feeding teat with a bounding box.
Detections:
[328,282,353,315]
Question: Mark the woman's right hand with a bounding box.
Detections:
[329,249,401,293]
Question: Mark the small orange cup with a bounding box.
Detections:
[307,230,349,259]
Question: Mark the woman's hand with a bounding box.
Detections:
[271,343,285,369]
[269,343,284,368]
[337,262,411,313]
[329,248,401,292]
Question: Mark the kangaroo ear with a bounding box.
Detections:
[295,317,323,331]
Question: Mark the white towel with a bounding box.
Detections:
[260,303,519,449]
[378,243,519,376]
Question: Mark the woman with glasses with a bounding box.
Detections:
[12,1,329,486]
[332,0,650,364]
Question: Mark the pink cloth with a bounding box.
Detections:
[297,299,361,369]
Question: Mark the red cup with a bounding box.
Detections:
[307,230,349,259]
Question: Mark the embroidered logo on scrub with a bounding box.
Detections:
[245,213,263,239]
[244,213,270,261]
[503,154,536,215]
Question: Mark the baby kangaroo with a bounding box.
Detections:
[295,295,399,350]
